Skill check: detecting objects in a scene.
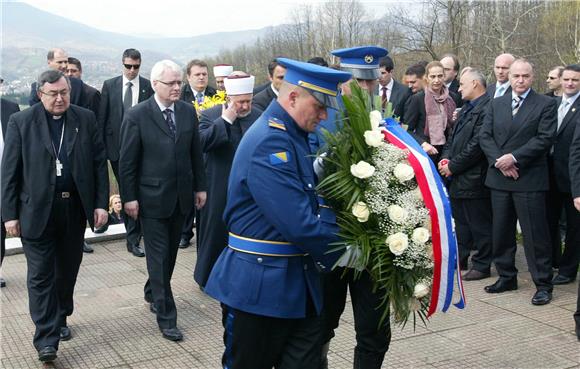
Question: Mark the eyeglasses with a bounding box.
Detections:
[39,89,70,98]
[124,64,140,70]
[547,76,558,80]
[156,80,183,87]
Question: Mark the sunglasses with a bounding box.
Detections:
[124,64,140,70]
[547,76,558,80]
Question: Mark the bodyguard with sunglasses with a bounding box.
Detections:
[98,48,154,257]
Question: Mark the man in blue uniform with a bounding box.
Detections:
[320,46,392,369]
[205,58,351,369]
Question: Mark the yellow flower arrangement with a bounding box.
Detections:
[193,90,227,113]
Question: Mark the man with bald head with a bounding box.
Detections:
[440,68,492,280]
[480,59,557,305]
[487,53,516,98]
[28,48,84,107]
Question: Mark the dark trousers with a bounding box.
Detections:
[546,190,580,279]
[451,197,493,272]
[575,282,580,337]
[180,207,196,242]
[321,268,391,369]
[222,305,322,369]
[111,160,142,248]
[141,205,184,329]
[1,220,5,266]
[490,190,553,291]
[21,194,86,351]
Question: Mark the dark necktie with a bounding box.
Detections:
[164,108,176,138]
[123,82,133,111]
[381,87,388,108]
[196,92,203,104]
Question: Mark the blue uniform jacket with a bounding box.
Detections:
[205,100,341,319]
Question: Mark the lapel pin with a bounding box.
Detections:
[75,128,79,132]
[572,108,576,112]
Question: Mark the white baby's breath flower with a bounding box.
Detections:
[412,227,430,244]
[351,201,370,222]
[393,163,414,182]
[386,233,409,255]
[413,283,430,298]
[369,110,382,130]
[387,205,408,223]
[363,130,384,147]
[350,161,375,179]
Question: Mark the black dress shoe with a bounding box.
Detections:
[149,303,157,314]
[0,277,6,288]
[462,269,491,281]
[161,327,183,341]
[83,241,94,253]
[129,244,145,257]
[484,279,517,293]
[552,274,574,285]
[38,346,57,362]
[60,326,72,341]
[178,238,191,249]
[531,290,552,305]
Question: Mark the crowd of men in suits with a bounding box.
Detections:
[0,44,579,367]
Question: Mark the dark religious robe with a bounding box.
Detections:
[193,104,263,287]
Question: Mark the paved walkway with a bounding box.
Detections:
[1,239,578,369]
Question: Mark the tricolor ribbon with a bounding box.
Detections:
[381,118,465,317]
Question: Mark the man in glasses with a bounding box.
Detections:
[119,60,207,342]
[99,48,154,258]
[2,69,109,363]
[545,66,564,97]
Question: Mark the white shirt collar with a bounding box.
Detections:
[123,74,139,86]
[563,91,580,106]
[512,88,531,100]
[496,80,510,90]
[270,83,279,97]
[154,94,175,111]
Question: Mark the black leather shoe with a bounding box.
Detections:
[178,238,191,249]
[0,277,6,288]
[161,327,183,341]
[552,274,574,285]
[130,244,145,257]
[149,303,157,314]
[462,269,490,281]
[60,326,72,341]
[531,290,552,305]
[83,241,94,253]
[484,279,517,293]
[38,346,57,362]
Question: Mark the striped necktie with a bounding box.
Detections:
[512,96,522,116]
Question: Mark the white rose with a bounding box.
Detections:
[369,110,382,130]
[394,163,414,182]
[363,130,384,147]
[351,201,370,222]
[350,161,375,179]
[387,205,408,224]
[386,232,408,255]
[413,283,430,298]
[412,227,430,244]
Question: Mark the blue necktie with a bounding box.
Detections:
[164,108,176,138]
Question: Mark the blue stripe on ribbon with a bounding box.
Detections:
[228,234,305,256]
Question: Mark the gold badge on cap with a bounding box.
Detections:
[364,55,374,64]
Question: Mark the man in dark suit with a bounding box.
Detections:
[2,70,109,362]
[479,59,557,305]
[178,59,216,248]
[551,64,580,285]
[99,48,154,257]
[194,72,262,289]
[66,57,100,117]
[252,58,286,111]
[440,68,492,280]
[440,53,461,95]
[378,56,411,121]
[0,94,20,288]
[119,59,207,342]
[29,48,84,107]
[486,53,515,99]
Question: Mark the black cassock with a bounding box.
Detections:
[194,105,263,287]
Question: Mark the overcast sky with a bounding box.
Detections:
[18,0,405,38]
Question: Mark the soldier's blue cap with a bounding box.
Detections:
[276,57,352,110]
[331,46,388,80]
